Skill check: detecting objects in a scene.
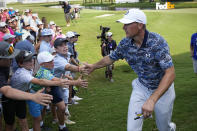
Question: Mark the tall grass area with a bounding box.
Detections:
[8,3,197,131]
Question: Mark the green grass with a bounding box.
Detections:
[8,3,197,131]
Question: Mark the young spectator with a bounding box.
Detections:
[12,35,36,72]
[2,50,69,131]
[39,28,54,53]
[53,38,88,121]
[66,31,79,66]
[28,51,88,131]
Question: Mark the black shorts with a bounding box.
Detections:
[49,86,63,104]
[2,95,26,125]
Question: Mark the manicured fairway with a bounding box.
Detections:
[8,3,197,130]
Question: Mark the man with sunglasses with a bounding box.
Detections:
[0,22,8,41]
[84,9,176,131]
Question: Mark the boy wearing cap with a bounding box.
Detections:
[2,50,70,131]
[39,28,54,54]
[53,38,88,124]
[84,9,176,131]
[12,35,36,72]
[27,51,87,131]
[66,31,79,66]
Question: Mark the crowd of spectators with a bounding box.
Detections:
[0,6,87,131]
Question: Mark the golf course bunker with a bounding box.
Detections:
[95,14,115,18]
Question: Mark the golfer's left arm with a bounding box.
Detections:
[142,66,175,118]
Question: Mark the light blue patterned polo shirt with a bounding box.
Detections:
[109,30,173,89]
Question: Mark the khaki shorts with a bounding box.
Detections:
[64,13,70,21]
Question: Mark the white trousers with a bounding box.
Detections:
[127,78,175,131]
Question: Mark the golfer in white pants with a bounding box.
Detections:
[84,9,176,131]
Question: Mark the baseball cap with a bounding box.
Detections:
[15,50,36,63]
[9,7,13,10]
[0,41,20,59]
[73,32,80,37]
[66,31,75,38]
[3,33,16,40]
[41,29,54,36]
[0,22,6,27]
[32,13,38,18]
[54,38,68,48]
[37,51,55,64]
[49,21,55,25]
[116,9,147,24]
[106,32,113,37]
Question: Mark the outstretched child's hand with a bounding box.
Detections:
[76,75,88,88]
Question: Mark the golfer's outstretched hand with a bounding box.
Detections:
[142,98,155,119]
[83,62,95,75]
[32,88,53,106]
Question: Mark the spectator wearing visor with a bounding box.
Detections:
[39,28,54,54]
[3,33,16,45]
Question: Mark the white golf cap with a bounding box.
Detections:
[0,22,6,27]
[15,9,19,12]
[49,21,55,25]
[106,32,113,37]
[116,9,147,24]
[37,51,55,64]
[32,13,38,18]
[9,7,13,10]
[3,33,16,40]
[66,31,75,38]
[41,29,54,36]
